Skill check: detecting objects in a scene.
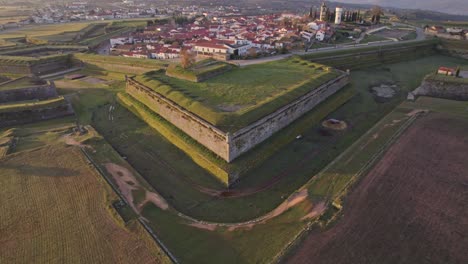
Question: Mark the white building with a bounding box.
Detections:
[335,7,343,25]
[316,30,326,41]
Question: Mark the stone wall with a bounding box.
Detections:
[0,63,31,74]
[0,55,71,75]
[126,78,230,160]
[229,74,349,159]
[0,82,57,103]
[126,73,349,164]
[0,103,74,128]
[412,78,468,100]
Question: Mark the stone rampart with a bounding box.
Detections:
[126,78,230,160]
[412,78,468,100]
[126,73,349,164]
[0,81,57,103]
[0,103,74,128]
[229,74,349,159]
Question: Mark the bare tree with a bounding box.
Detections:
[180,49,196,69]
[371,6,384,23]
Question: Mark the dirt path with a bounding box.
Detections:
[104,163,169,212]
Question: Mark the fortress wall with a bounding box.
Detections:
[0,63,32,74]
[0,103,74,128]
[229,74,349,161]
[413,79,468,100]
[126,78,230,161]
[30,60,70,74]
[127,73,349,166]
[307,43,437,70]
[0,83,57,103]
[0,55,70,75]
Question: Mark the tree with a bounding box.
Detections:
[371,6,384,24]
[180,49,196,69]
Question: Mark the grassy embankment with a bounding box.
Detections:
[0,96,67,113]
[165,59,234,82]
[301,39,439,70]
[0,120,171,264]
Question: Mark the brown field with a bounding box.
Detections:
[287,113,468,264]
[0,144,170,264]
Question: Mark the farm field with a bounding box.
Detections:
[0,23,94,40]
[0,123,170,263]
[0,19,146,46]
[286,112,468,264]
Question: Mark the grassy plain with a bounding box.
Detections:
[0,23,94,40]
[0,122,171,264]
[360,34,389,43]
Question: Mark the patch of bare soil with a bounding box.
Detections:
[104,163,169,212]
[188,189,311,232]
[322,119,347,131]
[287,113,468,264]
[301,201,326,220]
[82,77,108,85]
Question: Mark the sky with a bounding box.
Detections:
[335,0,468,15]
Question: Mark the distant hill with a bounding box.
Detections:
[333,0,468,16]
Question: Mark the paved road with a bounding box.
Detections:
[236,25,426,67]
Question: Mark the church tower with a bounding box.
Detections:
[319,2,328,21]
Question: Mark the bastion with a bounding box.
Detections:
[0,45,87,75]
[0,76,74,127]
[122,58,349,177]
[410,71,468,101]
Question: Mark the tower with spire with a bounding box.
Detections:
[319,2,328,22]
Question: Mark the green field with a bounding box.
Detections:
[0,23,94,41]
[165,59,233,82]
[135,58,341,131]
[0,19,146,47]
[360,34,390,43]
[0,122,171,264]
